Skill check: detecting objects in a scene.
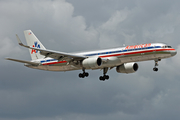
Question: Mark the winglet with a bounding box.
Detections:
[16,34,29,48]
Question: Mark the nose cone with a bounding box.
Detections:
[171,50,177,56]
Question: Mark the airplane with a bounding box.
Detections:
[6,30,177,81]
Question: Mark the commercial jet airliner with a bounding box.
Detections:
[6,30,177,81]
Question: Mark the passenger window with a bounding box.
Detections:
[168,46,172,48]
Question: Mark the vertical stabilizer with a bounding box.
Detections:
[24,30,46,60]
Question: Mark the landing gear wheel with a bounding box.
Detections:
[99,76,105,81]
[79,73,84,78]
[99,67,110,81]
[79,68,89,78]
[153,68,158,72]
[85,72,89,77]
[99,75,109,81]
[153,59,160,72]
[104,75,109,80]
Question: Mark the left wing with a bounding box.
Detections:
[28,47,86,61]
[6,58,39,66]
[16,34,87,61]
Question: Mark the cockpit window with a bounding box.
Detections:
[168,46,172,48]
[162,46,172,48]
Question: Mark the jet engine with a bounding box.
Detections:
[116,62,138,74]
[82,57,102,68]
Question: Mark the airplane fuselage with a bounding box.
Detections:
[27,43,176,71]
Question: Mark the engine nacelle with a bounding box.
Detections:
[116,62,138,74]
[82,57,102,68]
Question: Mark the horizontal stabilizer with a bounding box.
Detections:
[6,58,39,66]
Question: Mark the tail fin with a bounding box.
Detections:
[24,30,46,60]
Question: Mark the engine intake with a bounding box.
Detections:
[82,57,102,68]
[116,62,138,74]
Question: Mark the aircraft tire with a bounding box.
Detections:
[79,73,84,78]
[85,72,89,77]
[105,75,109,80]
[153,68,158,72]
[99,76,105,81]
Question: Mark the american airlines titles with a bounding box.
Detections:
[125,43,151,50]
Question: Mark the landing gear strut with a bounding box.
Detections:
[153,59,161,72]
[79,68,89,78]
[99,67,109,81]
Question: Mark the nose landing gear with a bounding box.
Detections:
[153,59,161,72]
[153,67,158,71]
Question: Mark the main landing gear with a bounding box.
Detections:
[79,68,89,78]
[153,59,161,72]
[99,67,109,81]
[78,67,110,81]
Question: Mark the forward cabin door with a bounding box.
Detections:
[153,45,156,58]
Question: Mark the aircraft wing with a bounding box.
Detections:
[6,58,39,66]
[16,34,87,61]
[29,47,86,61]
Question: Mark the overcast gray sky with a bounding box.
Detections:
[1,0,180,120]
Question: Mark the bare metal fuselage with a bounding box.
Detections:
[26,43,176,71]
